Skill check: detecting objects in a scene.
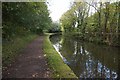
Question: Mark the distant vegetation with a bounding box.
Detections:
[60,1,120,46]
[48,22,61,33]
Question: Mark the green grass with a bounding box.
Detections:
[43,33,78,78]
[2,34,38,66]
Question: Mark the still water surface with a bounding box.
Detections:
[50,34,120,79]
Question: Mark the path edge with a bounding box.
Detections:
[43,33,78,78]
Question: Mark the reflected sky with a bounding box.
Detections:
[50,34,119,79]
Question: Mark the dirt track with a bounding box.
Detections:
[2,36,51,78]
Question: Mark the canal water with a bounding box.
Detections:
[49,34,120,79]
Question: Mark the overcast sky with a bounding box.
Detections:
[47,0,119,22]
[47,0,73,22]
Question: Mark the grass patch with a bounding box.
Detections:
[2,34,38,66]
[43,33,78,78]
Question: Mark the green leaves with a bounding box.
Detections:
[2,2,52,40]
[60,1,120,46]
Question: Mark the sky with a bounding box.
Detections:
[47,0,73,22]
[47,0,119,22]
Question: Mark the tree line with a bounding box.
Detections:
[2,2,52,41]
[60,1,120,46]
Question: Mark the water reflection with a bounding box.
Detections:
[50,34,120,79]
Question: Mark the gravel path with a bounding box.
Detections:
[2,36,51,78]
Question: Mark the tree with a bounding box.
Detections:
[60,1,119,46]
[2,2,52,40]
[48,22,61,33]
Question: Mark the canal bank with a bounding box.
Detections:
[43,33,78,78]
[49,34,119,79]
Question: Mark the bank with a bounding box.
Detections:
[62,32,120,47]
[43,33,78,78]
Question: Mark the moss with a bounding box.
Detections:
[43,33,78,78]
[2,34,38,66]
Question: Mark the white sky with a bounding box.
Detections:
[47,0,73,22]
[47,0,119,22]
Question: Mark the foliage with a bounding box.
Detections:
[60,7,77,32]
[2,2,52,40]
[60,1,120,46]
[48,22,61,33]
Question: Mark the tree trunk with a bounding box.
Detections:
[109,2,118,45]
[104,2,110,42]
[118,1,120,46]
[98,2,102,41]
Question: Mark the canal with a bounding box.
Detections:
[50,34,120,79]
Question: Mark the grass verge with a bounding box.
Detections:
[2,34,38,66]
[43,33,78,78]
